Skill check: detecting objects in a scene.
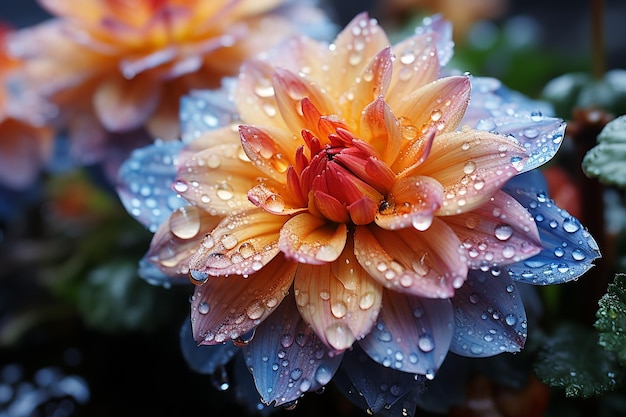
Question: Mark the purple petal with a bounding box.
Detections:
[464,77,565,172]
[359,291,453,376]
[116,140,185,232]
[242,294,343,407]
[180,86,238,144]
[336,344,425,415]
[504,175,601,284]
[415,353,469,413]
[179,317,239,375]
[415,14,454,67]
[449,269,527,357]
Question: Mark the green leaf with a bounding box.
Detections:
[595,273,626,366]
[582,115,626,187]
[534,323,621,397]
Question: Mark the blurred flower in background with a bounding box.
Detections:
[0,25,52,190]
[3,0,329,173]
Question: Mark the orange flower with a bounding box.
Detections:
[5,0,328,162]
[173,13,540,354]
[0,25,52,189]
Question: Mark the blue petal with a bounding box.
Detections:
[504,177,601,285]
[450,269,528,357]
[117,140,185,232]
[415,14,454,67]
[465,77,565,172]
[242,294,343,407]
[359,291,453,376]
[415,353,469,414]
[137,256,178,288]
[337,344,425,415]
[179,317,239,375]
[180,86,238,144]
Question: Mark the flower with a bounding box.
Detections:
[5,0,329,164]
[118,13,600,414]
[0,25,52,190]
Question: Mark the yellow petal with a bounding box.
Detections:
[279,212,348,264]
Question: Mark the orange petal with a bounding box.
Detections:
[418,129,527,215]
[375,175,444,231]
[236,59,288,129]
[388,33,441,104]
[354,220,468,298]
[359,96,403,166]
[176,141,258,216]
[146,205,221,279]
[279,212,348,264]
[392,76,471,142]
[327,13,390,98]
[272,68,337,139]
[189,208,283,277]
[294,242,383,353]
[93,74,160,132]
[340,47,393,125]
[239,124,298,184]
[191,254,297,345]
[444,190,542,268]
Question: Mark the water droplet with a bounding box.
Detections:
[216,183,234,200]
[299,378,312,392]
[572,249,586,261]
[173,180,188,193]
[239,242,256,258]
[281,333,294,348]
[469,293,480,304]
[198,302,210,314]
[221,234,238,250]
[430,109,442,122]
[505,314,517,326]
[189,269,209,284]
[417,334,434,352]
[314,365,333,385]
[411,213,433,231]
[502,245,515,259]
[324,323,353,350]
[290,368,303,381]
[331,302,348,318]
[265,194,285,213]
[470,343,484,355]
[246,302,265,320]
[359,292,375,310]
[494,224,514,241]
[530,110,543,122]
[463,161,476,174]
[523,128,539,138]
[170,206,202,239]
[400,51,416,65]
[563,218,580,233]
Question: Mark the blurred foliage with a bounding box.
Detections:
[596,274,626,367]
[583,115,626,187]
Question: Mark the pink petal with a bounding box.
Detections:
[375,175,444,231]
[294,243,383,353]
[191,254,297,345]
[353,220,468,298]
[278,212,348,264]
[189,208,283,277]
[93,74,161,132]
[418,129,527,215]
[444,190,542,268]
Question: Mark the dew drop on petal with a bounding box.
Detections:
[198,301,210,314]
[189,269,209,284]
[173,180,188,193]
[324,323,353,351]
[331,301,348,318]
[505,314,517,326]
[417,334,435,352]
[494,224,514,241]
[563,218,580,233]
[572,249,586,261]
[170,206,202,239]
[314,365,333,385]
[221,234,238,250]
[359,292,375,310]
[463,161,476,174]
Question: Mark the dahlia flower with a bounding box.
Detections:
[118,13,599,414]
[0,26,52,189]
[5,0,329,164]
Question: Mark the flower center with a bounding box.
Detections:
[290,126,396,225]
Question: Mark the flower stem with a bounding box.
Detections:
[591,0,606,79]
